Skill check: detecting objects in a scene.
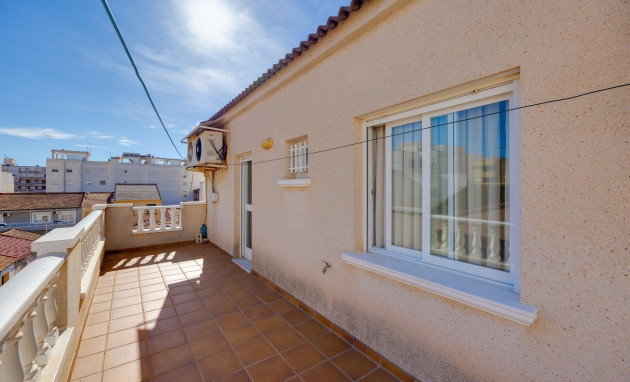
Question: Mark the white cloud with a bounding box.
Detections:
[87,131,115,139]
[118,137,139,146]
[146,125,158,129]
[0,127,76,139]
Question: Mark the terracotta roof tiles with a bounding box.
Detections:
[0,192,85,211]
[0,229,43,241]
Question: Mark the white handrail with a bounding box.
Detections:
[132,204,183,234]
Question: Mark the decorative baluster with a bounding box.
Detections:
[0,328,26,382]
[136,210,143,232]
[175,208,181,229]
[440,222,448,249]
[487,226,500,264]
[159,208,166,230]
[32,296,50,367]
[469,224,482,261]
[169,207,176,229]
[455,223,466,258]
[149,208,156,232]
[19,311,41,381]
[43,284,58,347]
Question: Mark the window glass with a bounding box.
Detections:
[430,100,509,271]
[391,122,422,251]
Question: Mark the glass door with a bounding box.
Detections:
[241,157,252,260]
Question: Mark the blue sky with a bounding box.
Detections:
[0,0,350,166]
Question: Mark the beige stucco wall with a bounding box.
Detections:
[204,0,630,380]
[104,202,206,251]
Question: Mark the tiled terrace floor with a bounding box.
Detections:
[71,243,401,382]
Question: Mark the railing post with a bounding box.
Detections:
[149,208,156,232]
[469,224,482,261]
[159,207,166,231]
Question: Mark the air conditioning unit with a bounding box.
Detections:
[187,130,224,166]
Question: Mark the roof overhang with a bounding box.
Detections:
[180,117,229,143]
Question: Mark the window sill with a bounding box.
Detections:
[342,251,537,326]
[277,179,311,188]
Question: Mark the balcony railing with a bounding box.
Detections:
[0,221,75,233]
[0,201,205,381]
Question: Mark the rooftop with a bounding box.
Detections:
[70,244,399,381]
[0,192,85,211]
[114,184,161,202]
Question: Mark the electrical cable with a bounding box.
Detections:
[220,82,630,167]
[306,0,324,36]
[99,0,184,159]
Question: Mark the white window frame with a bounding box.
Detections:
[278,136,311,187]
[58,210,76,224]
[31,212,52,224]
[366,81,520,290]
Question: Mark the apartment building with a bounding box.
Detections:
[1,158,46,192]
[46,150,204,204]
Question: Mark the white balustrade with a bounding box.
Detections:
[0,255,63,382]
[133,205,183,234]
[74,211,104,277]
[430,215,509,268]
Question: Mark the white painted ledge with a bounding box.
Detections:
[277,179,311,187]
[342,251,537,326]
[132,227,183,235]
[81,240,105,300]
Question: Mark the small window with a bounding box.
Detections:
[100,180,106,185]
[66,169,72,173]
[286,136,308,179]
[51,169,59,173]
[86,181,92,185]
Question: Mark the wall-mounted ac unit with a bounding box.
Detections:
[187,130,224,166]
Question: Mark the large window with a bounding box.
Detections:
[367,82,519,286]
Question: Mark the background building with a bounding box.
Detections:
[46,150,204,204]
[1,158,46,192]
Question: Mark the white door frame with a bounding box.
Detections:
[240,156,252,260]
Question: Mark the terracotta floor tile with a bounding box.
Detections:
[151,344,194,377]
[294,319,328,340]
[71,352,104,379]
[140,282,166,294]
[196,349,242,381]
[153,362,202,382]
[139,272,161,280]
[195,286,222,297]
[331,349,377,380]
[104,341,147,370]
[246,355,294,382]
[234,338,276,366]
[253,315,288,335]
[311,332,351,358]
[108,313,145,333]
[112,287,141,300]
[82,322,108,340]
[77,335,107,358]
[175,299,205,315]
[92,293,113,304]
[146,316,181,337]
[282,343,326,373]
[144,306,176,322]
[224,324,261,347]
[142,289,170,302]
[102,358,150,382]
[169,284,194,296]
[94,285,113,296]
[172,291,199,305]
[281,309,310,326]
[110,295,142,310]
[86,310,110,326]
[113,281,140,291]
[183,319,219,341]
[140,277,164,287]
[110,304,143,320]
[70,371,102,382]
[206,300,239,318]
[360,368,400,382]
[267,299,296,314]
[90,300,111,314]
[180,309,212,327]
[243,306,275,322]
[301,361,351,381]
[265,327,305,352]
[220,370,253,382]
[149,328,187,354]
[216,312,250,331]
[257,291,282,303]
[190,333,235,360]
[106,328,146,350]
[143,298,172,312]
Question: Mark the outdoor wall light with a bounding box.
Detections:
[261,138,273,150]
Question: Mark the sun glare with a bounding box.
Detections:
[181,0,236,50]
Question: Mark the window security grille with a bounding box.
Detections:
[288,140,308,178]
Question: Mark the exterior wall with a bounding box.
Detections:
[1,165,46,192]
[203,1,630,381]
[0,209,80,232]
[0,171,14,193]
[103,202,205,251]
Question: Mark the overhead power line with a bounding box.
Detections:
[100,0,184,159]
[230,82,630,167]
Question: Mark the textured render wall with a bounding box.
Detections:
[103,202,206,251]
[205,0,630,380]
